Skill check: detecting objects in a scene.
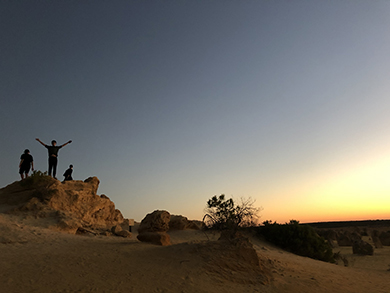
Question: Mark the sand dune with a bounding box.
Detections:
[1,212,390,293]
[1,178,390,292]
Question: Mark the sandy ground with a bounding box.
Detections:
[1,213,390,293]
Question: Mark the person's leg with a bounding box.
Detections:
[48,158,53,176]
[52,157,58,178]
[25,166,30,178]
[19,167,25,180]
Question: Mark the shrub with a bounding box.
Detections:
[20,170,52,187]
[203,194,260,230]
[258,220,334,262]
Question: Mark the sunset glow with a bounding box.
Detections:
[2,1,390,223]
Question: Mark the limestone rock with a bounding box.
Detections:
[111,224,123,234]
[47,177,124,226]
[137,231,171,246]
[137,210,171,245]
[76,227,98,236]
[116,230,132,238]
[168,215,188,230]
[327,230,338,241]
[328,239,339,248]
[379,231,390,246]
[0,175,126,233]
[57,217,81,233]
[319,230,338,247]
[337,231,360,246]
[110,224,132,238]
[138,210,170,234]
[372,236,383,248]
[337,233,353,246]
[370,230,383,248]
[169,215,203,230]
[120,219,130,231]
[352,240,374,255]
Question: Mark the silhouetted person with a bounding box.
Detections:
[19,149,34,180]
[63,164,73,181]
[36,138,72,179]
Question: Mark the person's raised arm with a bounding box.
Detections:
[36,138,46,147]
[60,140,72,148]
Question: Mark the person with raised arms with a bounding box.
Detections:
[36,138,72,179]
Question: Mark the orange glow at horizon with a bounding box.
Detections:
[261,153,390,223]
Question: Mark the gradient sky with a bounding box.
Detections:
[2,0,390,223]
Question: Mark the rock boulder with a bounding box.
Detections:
[379,231,390,246]
[137,231,171,246]
[0,176,126,233]
[138,210,170,234]
[169,215,203,230]
[137,210,171,245]
[352,240,374,255]
[337,231,360,246]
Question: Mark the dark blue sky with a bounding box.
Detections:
[2,1,390,222]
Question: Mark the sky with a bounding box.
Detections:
[1,0,390,223]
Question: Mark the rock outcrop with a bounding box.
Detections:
[137,231,171,246]
[337,231,361,246]
[111,223,132,238]
[138,210,170,234]
[316,229,339,248]
[169,215,204,230]
[371,236,383,249]
[371,230,383,248]
[136,211,206,245]
[0,176,126,234]
[352,240,374,255]
[336,232,353,246]
[137,210,171,245]
[379,231,390,246]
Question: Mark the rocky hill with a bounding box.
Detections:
[0,174,126,234]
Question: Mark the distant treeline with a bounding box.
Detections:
[306,220,390,229]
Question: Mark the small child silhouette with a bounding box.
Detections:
[63,165,73,181]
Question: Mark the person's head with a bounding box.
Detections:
[51,140,57,146]
[69,165,73,169]
[24,149,30,154]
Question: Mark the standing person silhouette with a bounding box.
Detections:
[36,138,72,179]
[19,149,34,180]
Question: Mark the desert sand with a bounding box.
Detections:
[1,213,390,293]
[1,177,390,293]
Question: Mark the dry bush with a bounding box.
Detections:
[203,195,261,231]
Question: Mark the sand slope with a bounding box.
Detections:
[1,212,390,293]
